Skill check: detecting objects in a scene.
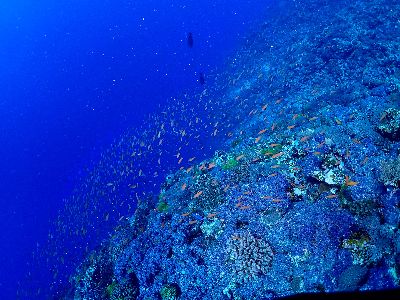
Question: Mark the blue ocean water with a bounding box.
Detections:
[0,0,271,298]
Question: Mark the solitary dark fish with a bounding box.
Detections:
[187,32,193,48]
[199,72,205,85]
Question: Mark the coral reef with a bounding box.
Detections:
[62,0,400,299]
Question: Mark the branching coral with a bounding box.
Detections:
[226,231,273,283]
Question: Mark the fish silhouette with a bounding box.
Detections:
[187,32,193,48]
[199,72,205,85]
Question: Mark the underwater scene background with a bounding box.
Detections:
[2,0,400,299]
